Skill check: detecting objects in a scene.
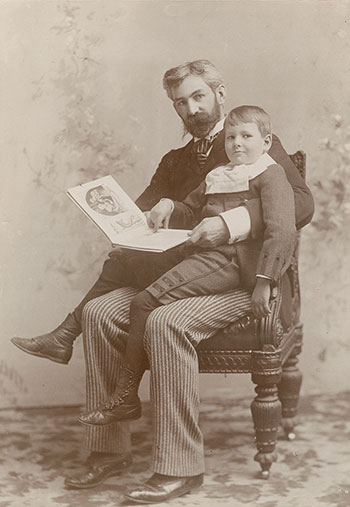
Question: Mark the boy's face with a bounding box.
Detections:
[225,122,272,165]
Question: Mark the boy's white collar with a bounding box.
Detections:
[205,153,276,194]
[234,152,276,179]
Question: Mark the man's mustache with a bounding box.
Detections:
[186,112,212,126]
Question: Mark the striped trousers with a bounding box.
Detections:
[82,286,251,475]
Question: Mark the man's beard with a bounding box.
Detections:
[183,101,222,138]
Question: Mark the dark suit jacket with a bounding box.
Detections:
[135,132,314,236]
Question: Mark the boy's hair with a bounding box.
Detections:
[163,60,224,99]
[224,105,272,136]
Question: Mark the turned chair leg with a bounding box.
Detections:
[278,352,302,440]
[251,383,282,479]
[251,350,282,479]
[278,325,303,440]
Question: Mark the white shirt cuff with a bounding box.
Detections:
[160,198,175,213]
[219,206,251,243]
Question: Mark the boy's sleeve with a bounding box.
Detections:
[255,164,297,281]
[169,181,207,229]
[247,134,314,239]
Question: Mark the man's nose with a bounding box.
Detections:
[187,99,199,116]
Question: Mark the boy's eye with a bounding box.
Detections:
[195,94,204,100]
[243,134,252,138]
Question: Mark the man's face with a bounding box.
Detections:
[225,122,272,165]
[171,75,225,138]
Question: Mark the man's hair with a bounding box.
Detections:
[224,105,272,136]
[163,60,224,99]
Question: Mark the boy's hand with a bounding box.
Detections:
[251,277,272,319]
[148,199,173,231]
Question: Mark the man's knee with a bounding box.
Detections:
[81,296,105,327]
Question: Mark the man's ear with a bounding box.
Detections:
[215,84,226,105]
[264,133,272,152]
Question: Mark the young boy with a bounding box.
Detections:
[78,105,296,427]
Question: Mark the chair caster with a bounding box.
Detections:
[287,431,296,441]
[261,470,270,480]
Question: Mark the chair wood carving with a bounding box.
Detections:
[197,151,305,479]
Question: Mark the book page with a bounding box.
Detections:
[67,175,150,244]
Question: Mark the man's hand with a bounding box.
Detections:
[251,278,271,319]
[186,216,230,248]
[148,199,173,231]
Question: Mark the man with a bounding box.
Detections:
[11,60,312,363]
[11,60,314,496]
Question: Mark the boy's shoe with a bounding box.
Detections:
[78,367,143,426]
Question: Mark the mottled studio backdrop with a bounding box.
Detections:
[1,0,349,407]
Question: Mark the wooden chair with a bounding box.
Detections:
[197,151,305,479]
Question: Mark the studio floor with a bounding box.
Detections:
[0,390,349,507]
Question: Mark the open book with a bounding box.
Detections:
[67,175,190,252]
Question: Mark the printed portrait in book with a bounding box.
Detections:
[85,185,126,216]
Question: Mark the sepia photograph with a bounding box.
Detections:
[0,1,349,506]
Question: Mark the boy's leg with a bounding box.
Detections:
[146,249,241,304]
[124,249,241,368]
[79,289,161,426]
[80,250,241,426]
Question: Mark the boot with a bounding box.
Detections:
[11,313,81,365]
[78,366,144,426]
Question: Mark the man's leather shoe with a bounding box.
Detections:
[64,454,132,489]
[124,473,204,504]
[11,313,80,364]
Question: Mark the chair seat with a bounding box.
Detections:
[197,314,259,351]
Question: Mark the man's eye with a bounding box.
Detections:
[195,94,204,100]
[243,135,252,138]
